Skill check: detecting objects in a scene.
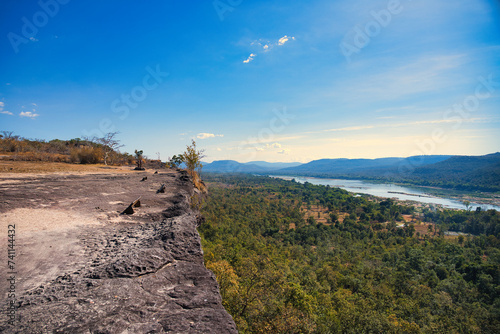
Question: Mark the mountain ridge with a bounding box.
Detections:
[202,153,500,192]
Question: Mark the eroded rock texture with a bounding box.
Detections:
[0,169,237,333]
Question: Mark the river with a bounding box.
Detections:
[271,176,500,211]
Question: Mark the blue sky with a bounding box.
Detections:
[1,0,499,163]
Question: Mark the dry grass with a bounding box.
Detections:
[188,170,208,193]
[301,204,333,225]
[413,222,435,237]
[0,160,135,174]
[0,151,71,162]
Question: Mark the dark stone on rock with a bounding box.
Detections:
[121,204,135,214]
[141,176,148,181]
[121,197,141,215]
[157,183,166,194]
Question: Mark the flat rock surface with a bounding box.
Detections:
[0,169,237,333]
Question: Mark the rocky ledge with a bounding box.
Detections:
[0,169,237,333]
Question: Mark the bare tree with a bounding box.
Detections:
[97,132,124,165]
[1,131,19,140]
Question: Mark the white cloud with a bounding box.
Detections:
[29,37,38,42]
[19,111,39,118]
[216,147,222,151]
[278,149,291,154]
[244,36,295,63]
[278,35,295,45]
[0,102,12,115]
[324,125,375,132]
[197,133,224,139]
[267,142,282,149]
[243,53,256,64]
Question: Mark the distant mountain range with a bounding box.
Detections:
[202,153,500,192]
[202,160,301,173]
[277,155,452,176]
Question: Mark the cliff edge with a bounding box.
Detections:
[0,168,237,333]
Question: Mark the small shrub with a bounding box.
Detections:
[183,140,205,173]
[70,146,103,164]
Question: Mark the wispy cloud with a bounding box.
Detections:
[278,149,291,154]
[0,102,13,116]
[243,53,256,64]
[197,132,224,139]
[324,125,375,132]
[255,142,282,151]
[304,117,490,136]
[244,35,296,63]
[19,111,39,118]
[325,54,468,104]
[243,135,304,145]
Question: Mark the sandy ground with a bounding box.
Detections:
[1,208,100,293]
[0,167,178,295]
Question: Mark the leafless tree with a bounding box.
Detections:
[1,131,19,140]
[97,132,124,165]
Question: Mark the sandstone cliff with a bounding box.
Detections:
[0,169,237,333]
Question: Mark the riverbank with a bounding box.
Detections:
[406,184,500,209]
[270,175,500,211]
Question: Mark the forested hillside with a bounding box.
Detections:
[398,153,500,192]
[200,174,500,333]
[278,153,500,192]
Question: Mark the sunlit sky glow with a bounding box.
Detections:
[1,0,499,162]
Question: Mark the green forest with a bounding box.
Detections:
[199,174,500,333]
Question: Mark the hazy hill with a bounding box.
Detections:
[247,161,302,169]
[202,160,269,173]
[277,155,452,176]
[202,160,300,173]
